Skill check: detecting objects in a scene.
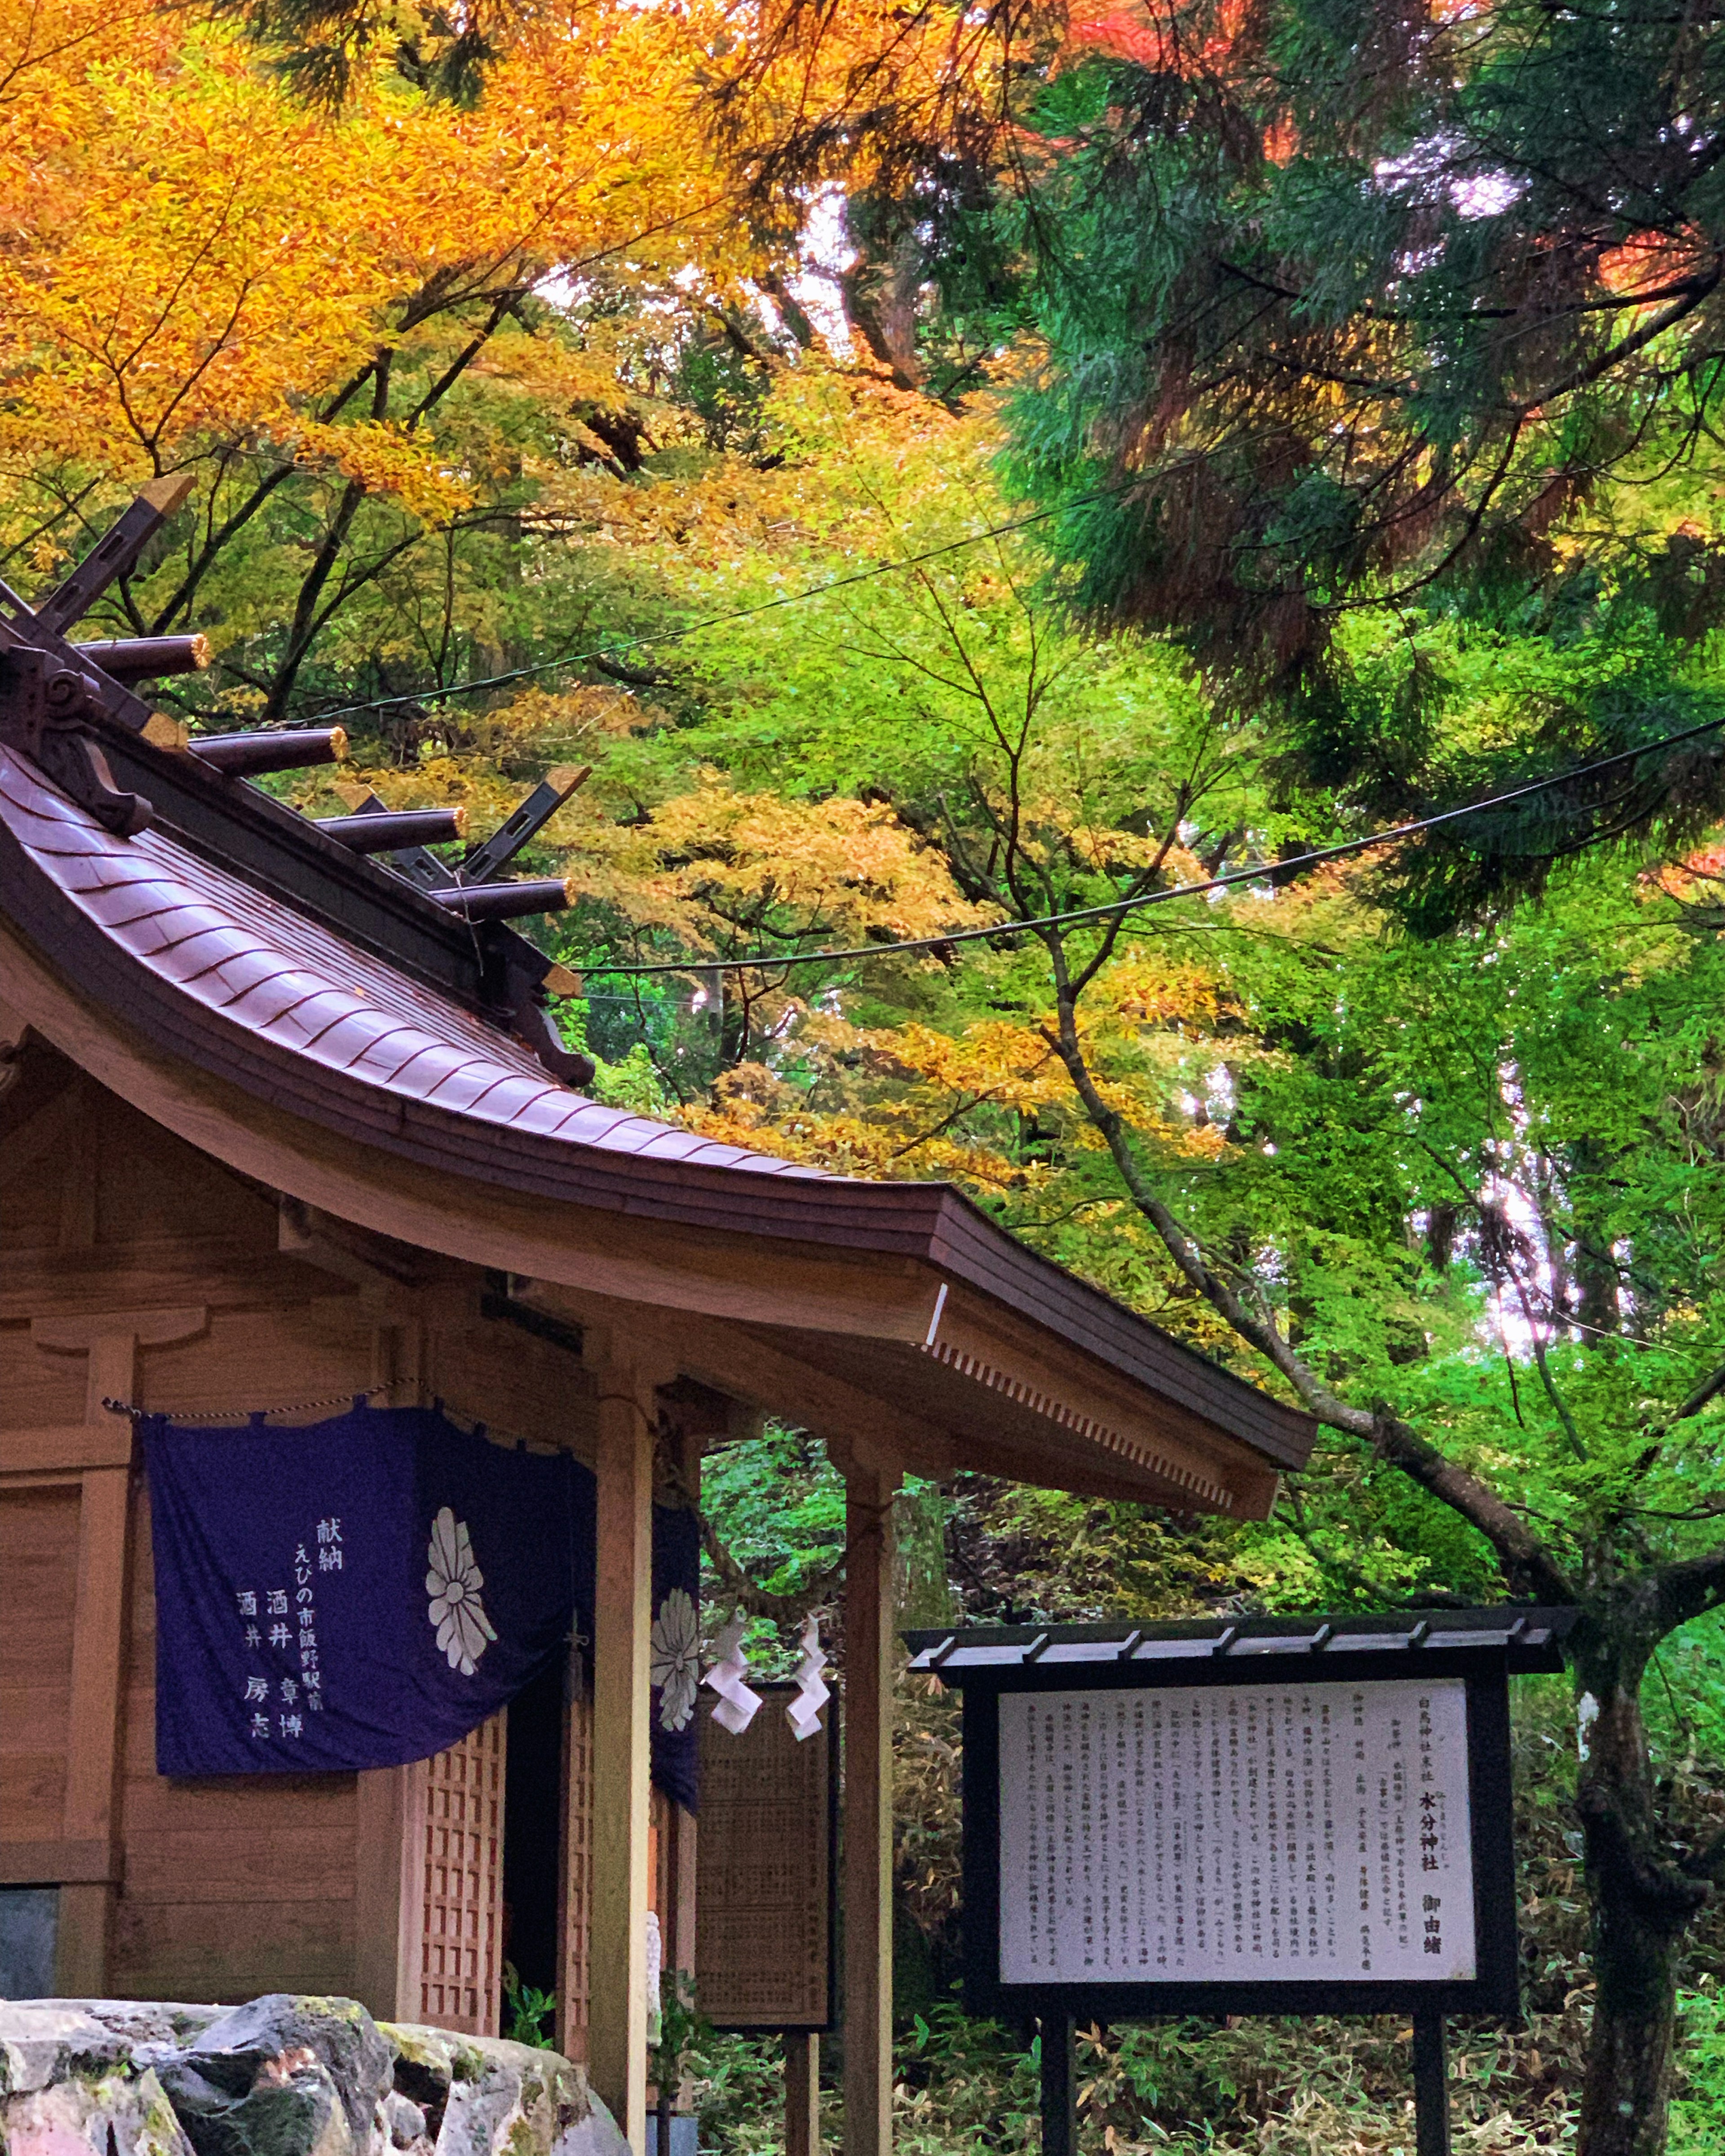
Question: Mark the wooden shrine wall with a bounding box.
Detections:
[0,1485,80,1851]
[0,1054,605,2027]
[109,1480,361,2002]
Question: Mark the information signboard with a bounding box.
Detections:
[906,1610,1575,2026]
[997,1677,1476,1992]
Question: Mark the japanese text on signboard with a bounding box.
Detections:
[997,1678,1474,1986]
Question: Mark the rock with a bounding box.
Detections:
[380,2094,428,2153]
[0,2000,626,2156]
[0,2004,223,2099]
[156,1997,394,2156]
[375,2027,626,2156]
[2,2067,196,2156]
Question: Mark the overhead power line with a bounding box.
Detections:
[310,477,1146,727]
[573,713,1725,979]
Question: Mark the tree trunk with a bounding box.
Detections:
[1573,1647,1709,2156]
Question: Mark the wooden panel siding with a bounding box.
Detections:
[111,1478,360,2003]
[0,1324,87,1429]
[93,1116,276,1254]
[429,1320,596,1463]
[0,1486,79,1843]
[140,1303,372,1418]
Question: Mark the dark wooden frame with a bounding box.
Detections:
[953,1645,1522,2023]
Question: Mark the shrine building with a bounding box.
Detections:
[0,486,1315,2156]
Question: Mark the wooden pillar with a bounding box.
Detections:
[56,1446,130,1994]
[31,1307,204,1994]
[353,1764,420,2019]
[786,2031,821,2156]
[842,1459,899,2156]
[665,1413,700,2001]
[587,1338,660,2152]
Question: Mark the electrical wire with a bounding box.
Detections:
[572,712,1725,978]
[308,475,1149,726]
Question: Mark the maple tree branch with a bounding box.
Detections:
[1036,964,1575,1603]
[405,284,524,430]
[700,1511,843,1622]
[1648,1545,1725,1639]
[1673,1360,1725,1424]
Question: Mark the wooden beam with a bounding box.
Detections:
[0,1424,134,1476]
[279,1197,438,1290]
[585,1333,665,2152]
[0,1238,334,1323]
[31,1302,208,1371]
[516,1282,955,1478]
[353,1767,420,2020]
[53,1348,139,1992]
[35,472,197,637]
[841,1457,900,2156]
[786,2032,821,2156]
[0,1839,120,1885]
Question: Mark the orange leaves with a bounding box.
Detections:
[293,420,477,521]
[0,27,394,467]
[1066,8,1181,68]
[0,0,736,486]
[1596,225,1711,302]
[572,773,992,955]
[1063,0,1253,80]
[1645,842,1725,907]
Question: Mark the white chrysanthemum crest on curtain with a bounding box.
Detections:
[425,1505,496,1675]
[787,1610,829,1741]
[651,1587,701,1731]
[703,1612,762,1735]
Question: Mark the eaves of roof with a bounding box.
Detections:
[0,742,1317,1479]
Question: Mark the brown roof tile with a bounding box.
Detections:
[0,742,1317,1475]
[1,747,826,1179]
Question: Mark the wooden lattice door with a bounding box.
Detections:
[413,1710,506,2034]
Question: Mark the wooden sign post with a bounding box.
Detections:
[907,1609,1577,2156]
[696,1682,839,2156]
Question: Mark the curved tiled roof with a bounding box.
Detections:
[0,747,824,1179]
[0,735,1317,1476]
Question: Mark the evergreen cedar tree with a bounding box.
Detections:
[8,0,1725,2150]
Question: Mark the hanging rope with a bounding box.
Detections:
[101,1386,390,1423]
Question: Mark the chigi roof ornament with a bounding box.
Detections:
[0,477,597,1084]
[0,473,196,834]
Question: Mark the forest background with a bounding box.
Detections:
[8,0,1725,2146]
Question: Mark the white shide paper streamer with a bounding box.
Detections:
[786,1611,829,1741]
[703,1613,763,1736]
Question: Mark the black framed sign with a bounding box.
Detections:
[905,1609,1574,2027]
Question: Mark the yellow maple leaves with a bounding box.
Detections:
[0,0,739,497]
[571,772,992,955]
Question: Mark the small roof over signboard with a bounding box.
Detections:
[905,1609,1577,1677]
